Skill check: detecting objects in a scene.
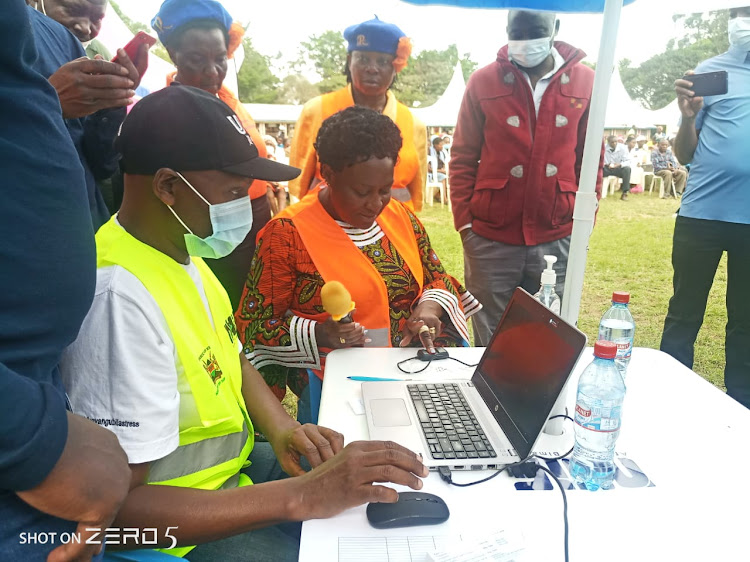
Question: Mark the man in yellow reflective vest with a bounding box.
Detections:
[60,84,428,561]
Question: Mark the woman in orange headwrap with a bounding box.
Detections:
[152,0,280,308]
[289,17,427,211]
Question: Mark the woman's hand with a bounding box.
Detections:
[315,310,369,349]
[400,301,443,350]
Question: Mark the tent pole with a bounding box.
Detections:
[546,0,624,436]
[561,0,623,327]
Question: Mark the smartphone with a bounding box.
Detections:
[682,70,728,97]
[111,31,156,65]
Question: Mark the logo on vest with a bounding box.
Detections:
[224,316,238,344]
[199,346,224,393]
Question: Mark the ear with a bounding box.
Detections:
[320,163,335,187]
[166,46,178,66]
[153,168,180,206]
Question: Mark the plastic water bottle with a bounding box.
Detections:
[533,255,560,314]
[598,291,635,379]
[569,341,626,491]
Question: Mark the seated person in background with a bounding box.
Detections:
[26,0,148,230]
[264,135,288,216]
[236,107,481,425]
[635,135,652,170]
[652,125,667,144]
[652,139,687,198]
[60,86,427,561]
[428,135,448,183]
[603,134,632,200]
[626,136,645,192]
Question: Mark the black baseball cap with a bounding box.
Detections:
[117,84,300,182]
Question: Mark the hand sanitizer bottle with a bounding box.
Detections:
[534,255,561,314]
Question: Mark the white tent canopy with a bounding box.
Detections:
[412,63,467,127]
[604,67,679,129]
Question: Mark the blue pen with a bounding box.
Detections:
[347,376,412,382]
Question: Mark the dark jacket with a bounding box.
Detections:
[450,42,603,246]
[1,1,96,556]
[28,7,123,231]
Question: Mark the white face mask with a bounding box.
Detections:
[508,36,553,69]
[167,172,253,259]
[729,17,750,51]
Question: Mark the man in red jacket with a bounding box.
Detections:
[450,9,602,344]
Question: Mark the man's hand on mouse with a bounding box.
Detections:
[287,440,428,520]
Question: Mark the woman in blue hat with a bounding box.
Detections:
[289,17,427,211]
[152,0,275,309]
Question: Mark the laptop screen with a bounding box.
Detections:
[471,288,586,460]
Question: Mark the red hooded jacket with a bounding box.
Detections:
[450,42,603,246]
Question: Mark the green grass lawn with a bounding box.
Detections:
[419,192,729,390]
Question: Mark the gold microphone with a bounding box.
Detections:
[320,281,355,323]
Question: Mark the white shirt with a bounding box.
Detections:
[60,222,226,464]
[518,47,566,116]
[604,143,631,167]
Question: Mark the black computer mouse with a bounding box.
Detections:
[366,492,450,529]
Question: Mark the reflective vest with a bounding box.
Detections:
[96,218,255,557]
[275,189,424,379]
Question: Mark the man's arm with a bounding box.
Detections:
[239,355,344,473]
[449,79,485,230]
[113,438,427,548]
[673,72,704,164]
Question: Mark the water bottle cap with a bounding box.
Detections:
[594,340,618,359]
[612,291,630,304]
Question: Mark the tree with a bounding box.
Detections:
[276,74,318,105]
[393,45,477,107]
[236,37,279,103]
[294,31,348,94]
[619,11,729,109]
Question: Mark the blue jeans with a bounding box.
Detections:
[186,443,301,562]
[295,370,321,425]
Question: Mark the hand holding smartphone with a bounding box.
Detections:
[112,31,156,77]
[680,70,728,97]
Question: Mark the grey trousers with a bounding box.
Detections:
[462,230,570,345]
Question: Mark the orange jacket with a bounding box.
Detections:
[289,85,426,211]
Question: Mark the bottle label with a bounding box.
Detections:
[574,395,622,432]
[614,338,632,361]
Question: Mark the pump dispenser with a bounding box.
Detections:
[534,255,561,314]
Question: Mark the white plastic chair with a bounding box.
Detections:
[426,153,445,208]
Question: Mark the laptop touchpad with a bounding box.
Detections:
[370,399,412,427]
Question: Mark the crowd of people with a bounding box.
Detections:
[603,131,688,200]
[2,0,749,560]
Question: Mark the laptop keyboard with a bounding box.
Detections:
[407,383,496,460]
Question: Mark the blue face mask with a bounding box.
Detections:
[167,172,253,259]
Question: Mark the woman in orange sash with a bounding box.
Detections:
[152,0,279,308]
[237,107,480,424]
[289,17,427,211]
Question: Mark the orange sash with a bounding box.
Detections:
[166,73,267,200]
[275,189,424,378]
